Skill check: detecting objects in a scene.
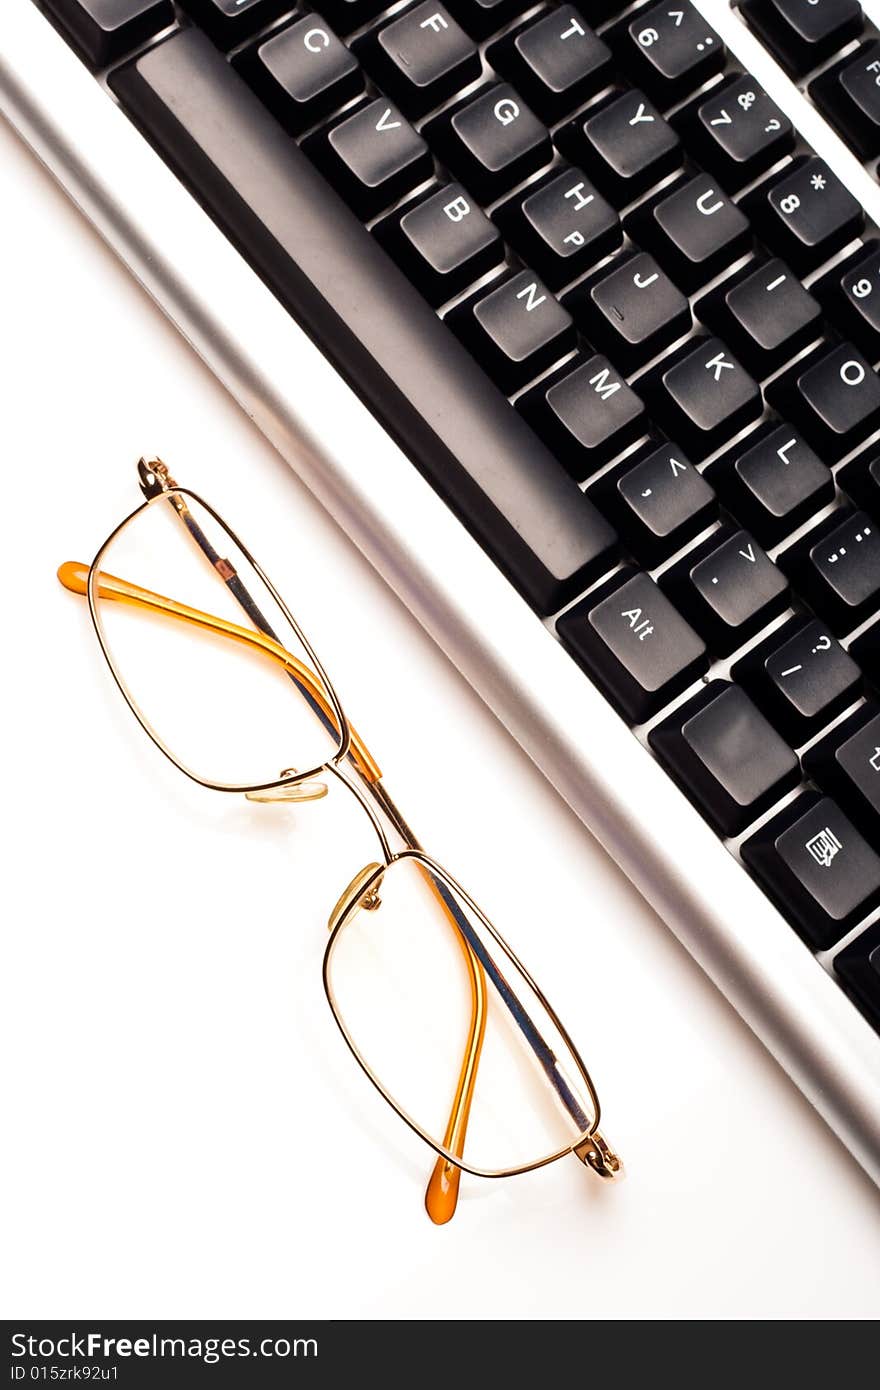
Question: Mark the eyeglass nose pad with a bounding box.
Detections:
[328,862,385,933]
[245,768,328,804]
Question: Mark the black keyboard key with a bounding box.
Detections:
[558,88,681,205]
[429,84,552,203]
[564,251,690,373]
[111,28,618,614]
[626,174,751,294]
[661,527,789,655]
[558,567,707,722]
[768,342,880,460]
[680,74,794,191]
[520,354,646,478]
[489,8,613,123]
[177,0,289,48]
[838,448,880,515]
[590,442,716,564]
[618,0,725,106]
[375,182,503,306]
[739,0,864,79]
[695,258,821,377]
[781,508,880,633]
[359,3,480,119]
[815,244,880,358]
[450,270,575,392]
[835,920,880,1033]
[649,681,800,836]
[811,41,880,160]
[707,424,834,547]
[643,336,762,458]
[743,794,880,949]
[42,0,173,67]
[307,100,433,221]
[443,0,527,40]
[805,706,880,838]
[496,168,620,292]
[307,100,433,220]
[733,617,861,741]
[747,157,865,275]
[236,15,364,135]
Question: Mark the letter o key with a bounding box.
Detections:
[841,359,866,386]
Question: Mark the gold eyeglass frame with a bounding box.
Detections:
[58,458,622,1223]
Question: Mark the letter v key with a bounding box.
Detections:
[376,107,401,132]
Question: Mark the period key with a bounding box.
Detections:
[557,568,707,723]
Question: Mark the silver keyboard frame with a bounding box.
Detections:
[4,0,880,1182]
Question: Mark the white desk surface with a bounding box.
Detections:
[2,113,879,1321]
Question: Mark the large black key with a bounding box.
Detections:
[643,336,762,457]
[375,182,503,306]
[695,258,822,377]
[496,168,620,292]
[41,0,173,67]
[488,8,613,123]
[768,342,880,460]
[307,99,433,219]
[743,794,880,949]
[450,271,575,392]
[649,681,800,836]
[747,157,864,274]
[739,0,864,78]
[780,508,880,632]
[626,174,751,293]
[661,526,789,655]
[838,447,880,516]
[429,84,552,203]
[835,921,880,1033]
[177,0,290,48]
[557,568,707,722]
[359,3,480,119]
[732,617,861,741]
[680,74,794,191]
[443,0,527,40]
[811,41,880,160]
[805,705,880,837]
[617,0,725,105]
[590,442,716,564]
[815,245,880,358]
[110,28,618,613]
[707,424,834,547]
[564,251,690,373]
[520,355,646,478]
[236,14,364,134]
[558,88,681,205]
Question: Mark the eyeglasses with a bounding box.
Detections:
[58,458,622,1223]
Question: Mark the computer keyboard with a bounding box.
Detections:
[31,0,880,1041]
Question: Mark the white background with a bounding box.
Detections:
[2,108,880,1319]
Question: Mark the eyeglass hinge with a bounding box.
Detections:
[574,1130,623,1181]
